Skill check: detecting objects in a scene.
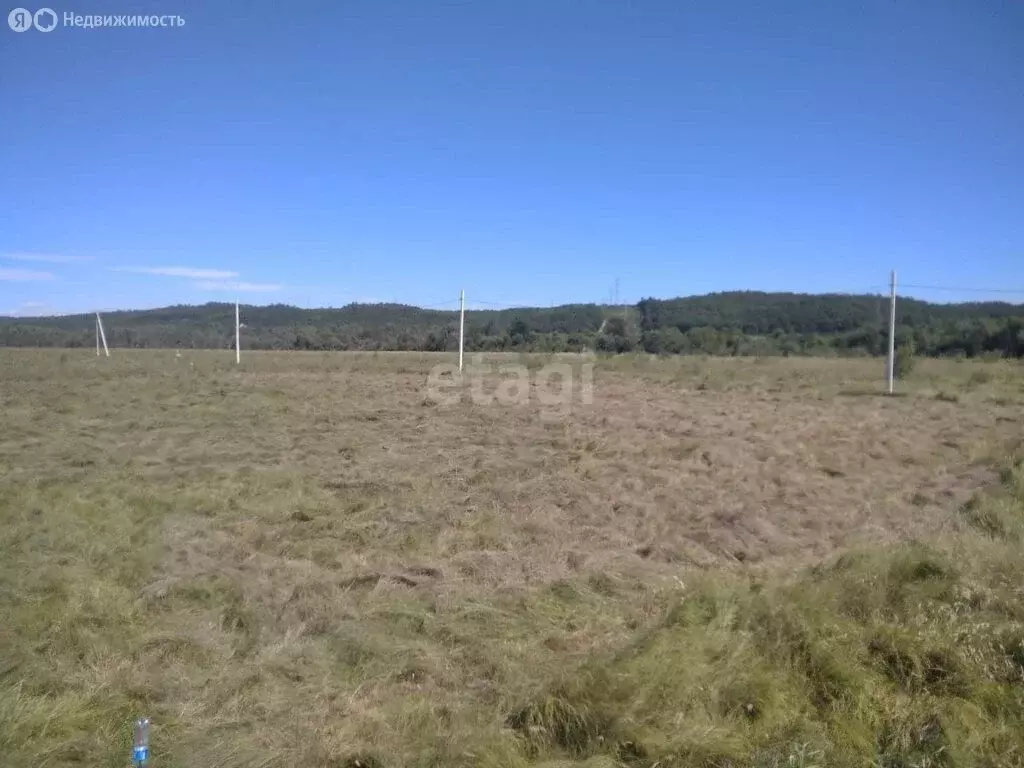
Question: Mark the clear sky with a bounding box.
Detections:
[1,0,1022,316]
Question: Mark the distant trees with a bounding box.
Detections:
[0,295,1021,358]
[508,319,532,347]
[597,316,635,353]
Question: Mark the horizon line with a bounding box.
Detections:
[3,287,1023,320]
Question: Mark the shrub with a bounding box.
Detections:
[894,342,916,379]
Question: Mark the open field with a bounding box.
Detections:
[1,350,1023,767]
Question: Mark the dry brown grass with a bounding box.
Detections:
[0,350,1021,766]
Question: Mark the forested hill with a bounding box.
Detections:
[1,292,1021,357]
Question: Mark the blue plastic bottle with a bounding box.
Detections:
[133,717,150,765]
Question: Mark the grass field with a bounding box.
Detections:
[1,350,1023,767]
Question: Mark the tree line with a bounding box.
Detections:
[1,292,1021,358]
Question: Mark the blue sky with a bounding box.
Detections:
[1,0,1022,316]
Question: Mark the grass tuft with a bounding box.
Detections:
[507,686,616,757]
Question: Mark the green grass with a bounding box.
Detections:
[512,553,1022,765]
[506,456,1024,767]
[0,350,1022,767]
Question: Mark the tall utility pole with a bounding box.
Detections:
[96,312,109,357]
[96,315,100,356]
[458,289,465,373]
[886,270,897,394]
[235,302,240,364]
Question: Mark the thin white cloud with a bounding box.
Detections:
[0,268,55,281]
[4,301,54,317]
[194,280,282,293]
[115,266,240,279]
[3,252,92,264]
